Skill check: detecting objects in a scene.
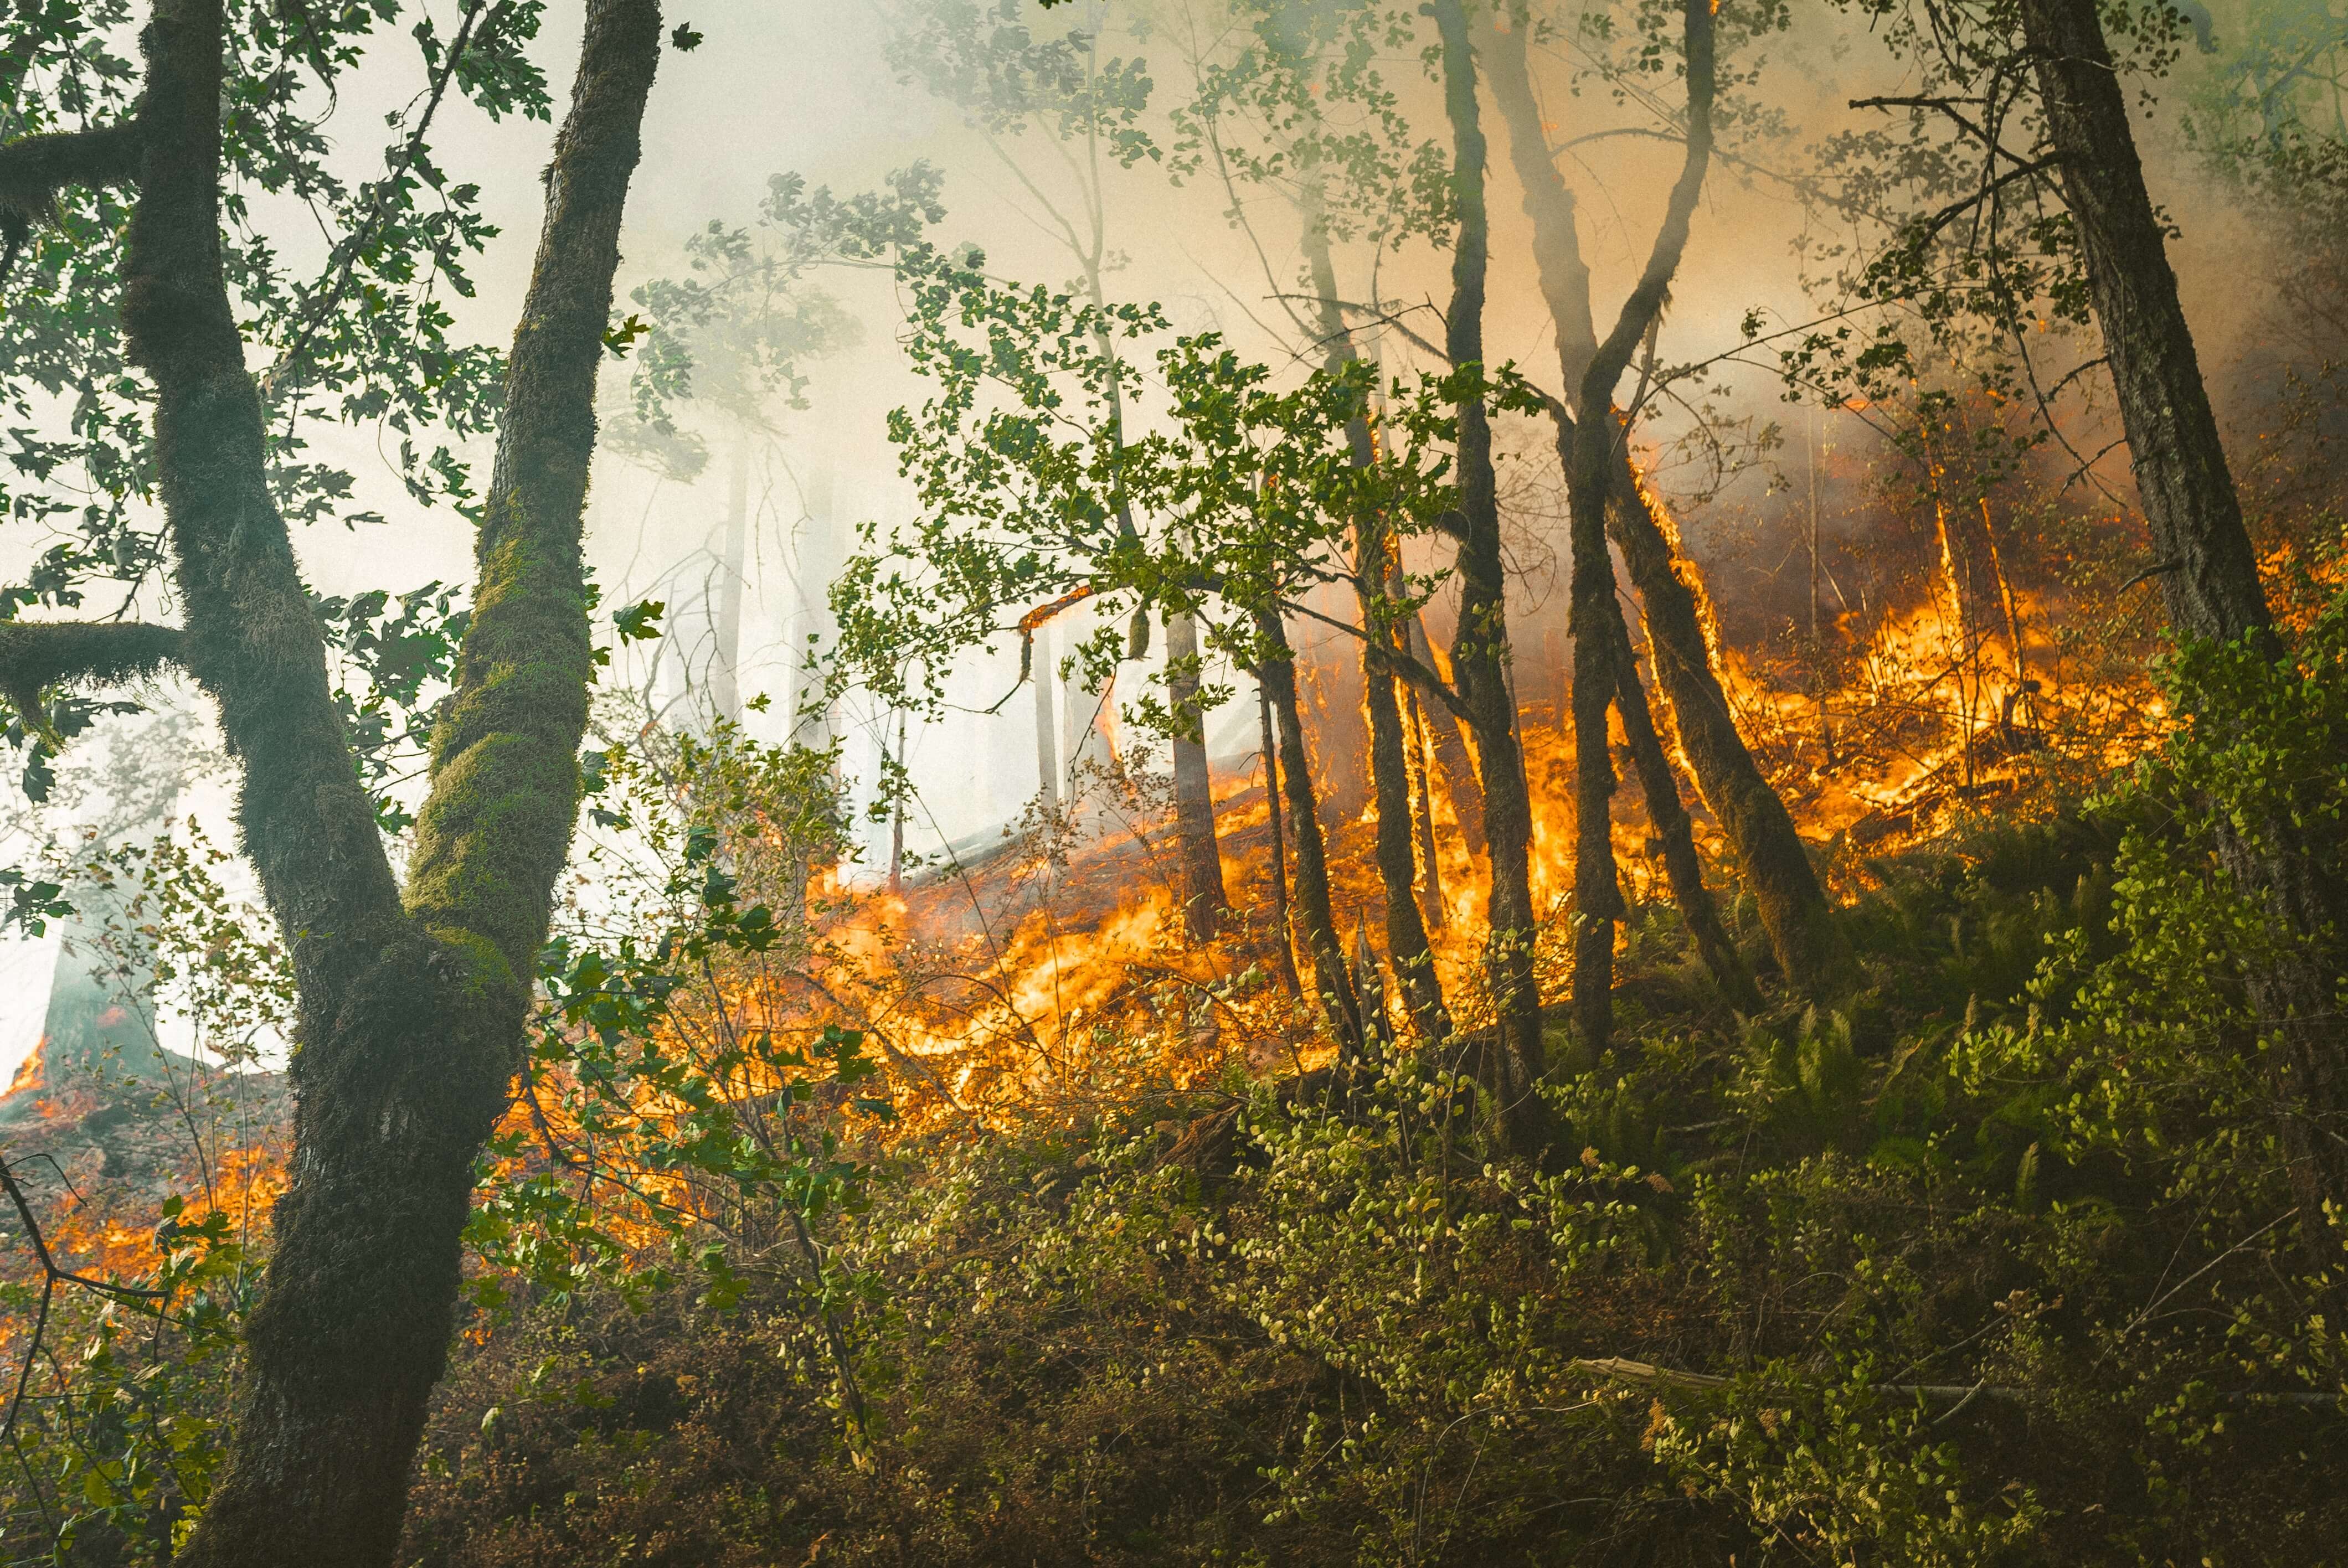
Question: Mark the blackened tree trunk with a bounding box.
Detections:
[1405,607,1487,859]
[1432,0,1548,1149]
[1258,679,1304,998]
[1604,446,1850,991]
[1301,199,1449,1045]
[1353,561,1451,1044]
[1255,607,1364,1055]
[1484,1,1847,999]
[1610,612,1760,1010]
[2020,0,2348,1254]
[1565,0,1715,1060]
[7,3,670,1563]
[1485,4,1749,1012]
[1165,608,1229,939]
[1403,679,1449,929]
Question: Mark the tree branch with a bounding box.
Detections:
[0,118,145,283]
[1275,595,1472,723]
[0,620,184,712]
[404,0,665,980]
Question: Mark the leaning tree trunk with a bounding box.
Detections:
[111,3,665,1564]
[2020,0,2348,1257]
[1609,598,1760,1010]
[1254,607,1364,1056]
[1165,608,1230,940]
[1403,681,1449,928]
[1301,192,1449,1045]
[1432,0,1549,1148]
[1484,2,1846,999]
[1603,450,1850,989]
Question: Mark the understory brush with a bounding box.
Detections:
[398,605,2348,1566]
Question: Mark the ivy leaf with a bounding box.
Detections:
[670,23,703,51]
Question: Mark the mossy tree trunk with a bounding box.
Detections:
[1431,0,1549,1150]
[9,2,670,1563]
[1484,1,1846,1000]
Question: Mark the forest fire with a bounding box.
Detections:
[7,0,2348,1561]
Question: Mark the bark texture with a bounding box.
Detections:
[1562,0,1717,1058]
[1432,0,1548,1148]
[2021,0,2348,1257]
[1301,195,1448,1043]
[1486,6,1750,1012]
[1609,609,1759,1010]
[1258,679,1304,998]
[1166,609,1229,940]
[109,3,666,1563]
[1255,607,1364,1055]
[1485,0,1845,998]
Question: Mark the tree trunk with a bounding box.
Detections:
[1563,0,1716,1061]
[127,5,664,1564]
[1404,682,1448,930]
[1165,609,1229,940]
[1610,613,1761,1010]
[1255,607,1364,1055]
[1258,680,1304,999]
[1606,441,1850,991]
[1301,189,1449,1044]
[888,708,907,896]
[2021,0,2348,1256]
[1033,618,1061,812]
[708,434,749,725]
[1433,0,1549,1147]
[1485,0,1847,998]
[1405,606,1487,859]
[1566,503,1625,1057]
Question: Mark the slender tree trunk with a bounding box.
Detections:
[1301,189,1448,1043]
[888,708,907,896]
[1165,608,1229,940]
[1432,0,1548,1147]
[1610,613,1761,1010]
[1485,1,1847,997]
[1563,0,1716,1060]
[1405,607,1487,859]
[1404,682,1448,930]
[1255,607,1364,1055]
[2021,0,2348,1256]
[130,4,664,1564]
[1566,441,1628,1057]
[1806,406,1839,766]
[1258,680,1304,999]
[1033,619,1060,812]
[709,434,749,725]
[1604,449,1850,989]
